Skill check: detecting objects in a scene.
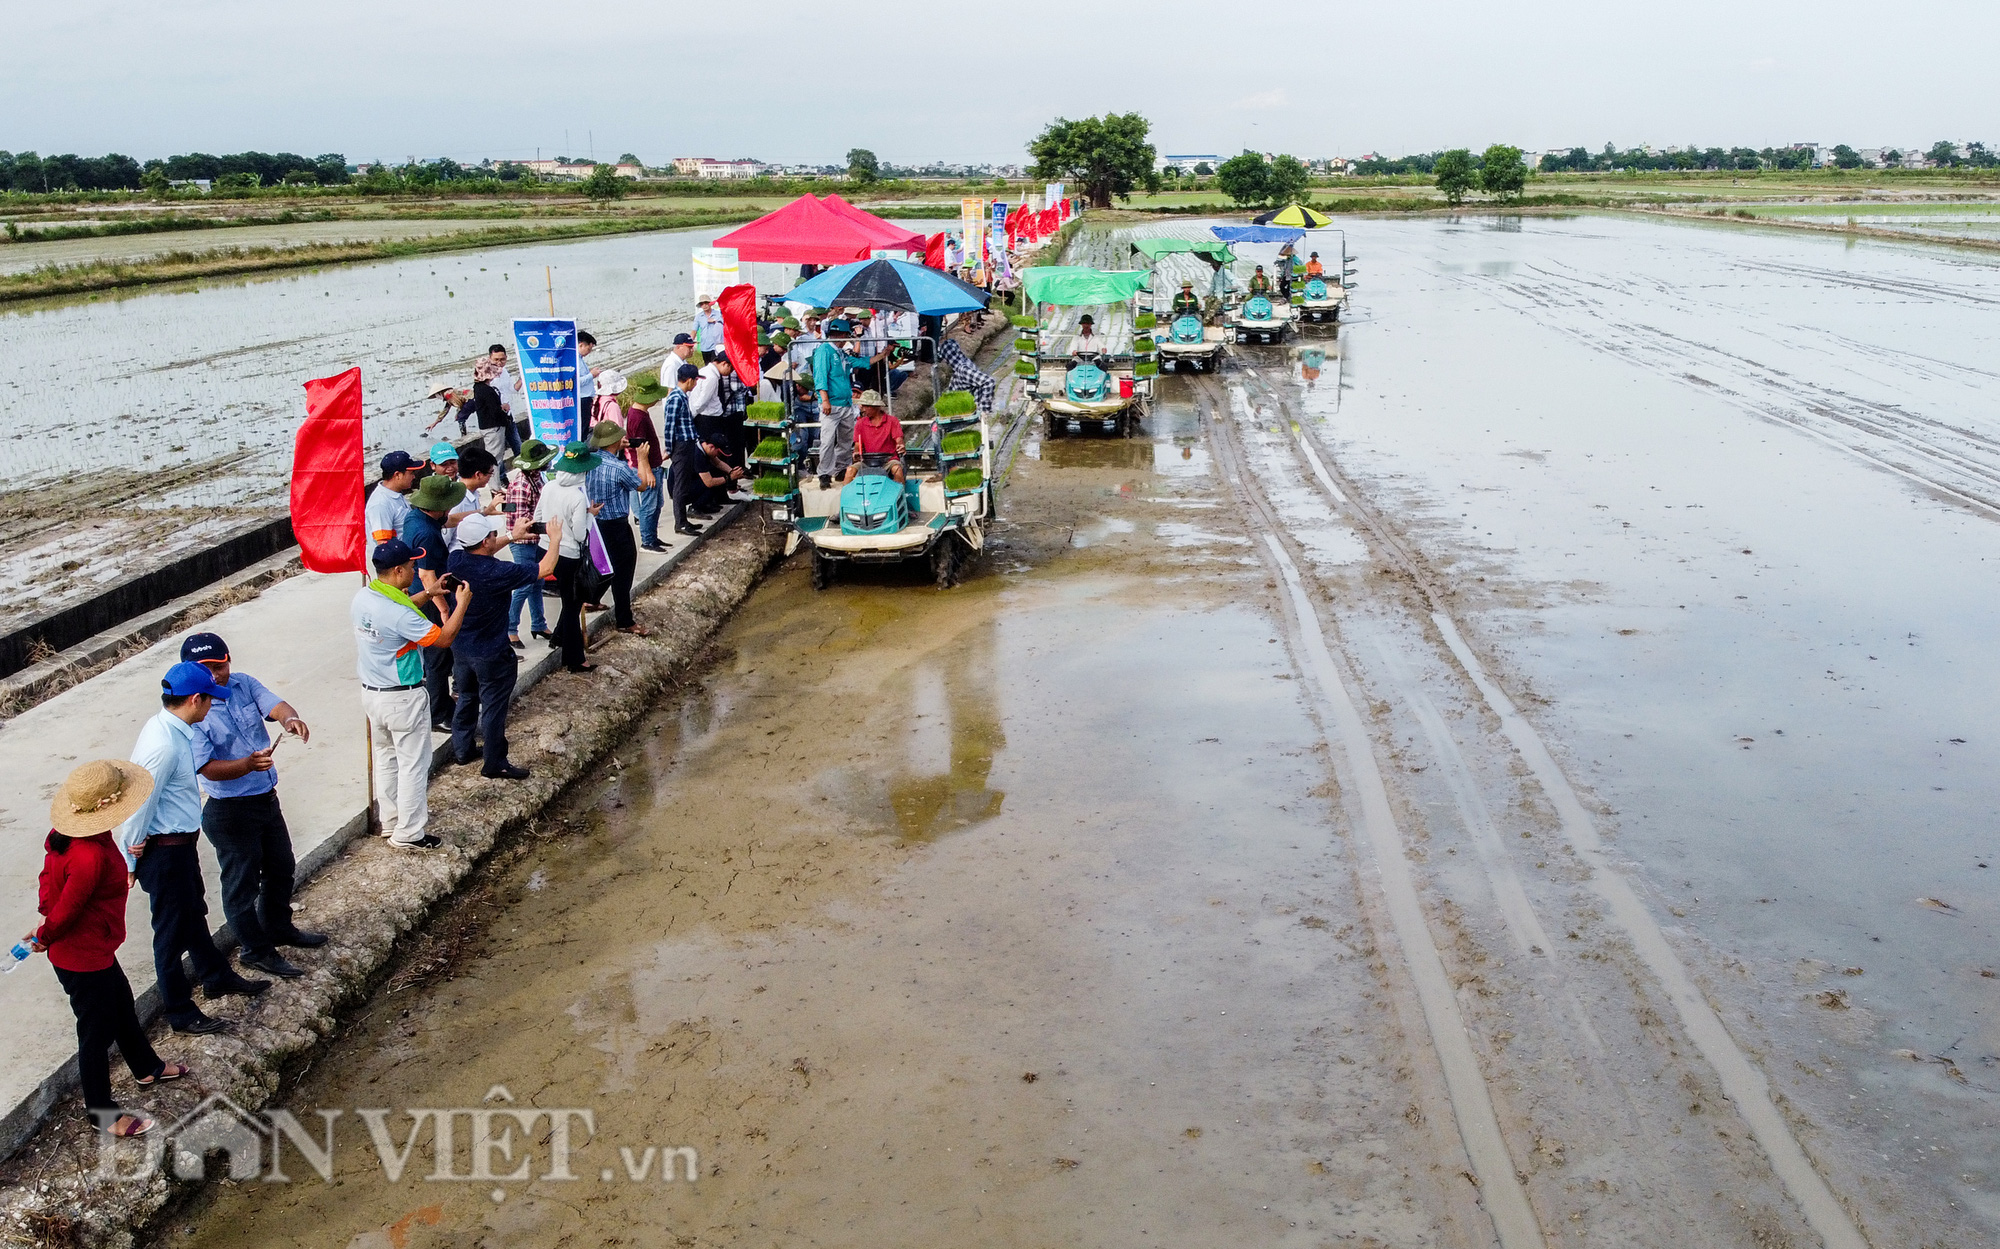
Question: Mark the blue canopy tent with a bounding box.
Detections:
[777,257,990,315]
[1210,225,1308,245]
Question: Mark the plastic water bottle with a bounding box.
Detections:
[4,942,31,974]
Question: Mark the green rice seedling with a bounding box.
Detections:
[1134,360,1158,378]
[752,472,794,498]
[751,437,788,460]
[944,466,984,492]
[746,400,785,424]
[1134,312,1156,330]
[1014,358,1038,377]
[940,429,981,455]
[1010,314,1038,329]
[933,390,977,418]
[1015,336,1039,353]
[1133,336,1156,353]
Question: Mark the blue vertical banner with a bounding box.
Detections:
[511,318,580,446]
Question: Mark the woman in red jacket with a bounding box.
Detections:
[26,759,191,1137]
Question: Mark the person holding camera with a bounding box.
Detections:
[445,514,550,779]
[352,539,471,850]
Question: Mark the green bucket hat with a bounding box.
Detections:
[626,369,669,407]
[587,420,626,450]
[781,317,801,331]
[513,438,557,471]
[409,473,467,514]
[757,331,772,346]
[551,442,600,474]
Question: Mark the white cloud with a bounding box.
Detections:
[1231,89,1288,111]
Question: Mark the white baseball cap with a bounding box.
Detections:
[455,513,505,547]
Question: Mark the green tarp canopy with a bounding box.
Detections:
[1021,266,1154,306]
[1129,238,1235,263]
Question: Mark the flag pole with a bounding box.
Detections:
[547,266,555,316]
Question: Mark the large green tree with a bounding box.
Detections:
[1433,149,1475,204]
[1215,152,1271,206]
[1268,154,1311,207]
[1927,140,1959,168]
[1478,144,1527,199]
[1027,113,1160,208]
[847,148,880,183]
[582,163,627,202]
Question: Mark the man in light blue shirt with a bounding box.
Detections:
[811,319,860,487]
[119,662,269,1034]
[183,632,327,983]
[694,298,725,358]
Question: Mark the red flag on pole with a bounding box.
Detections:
[293,368,366,574]
[718,284,760,387]
[923,232,947,269]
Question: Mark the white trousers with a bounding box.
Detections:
[362,686,433,844]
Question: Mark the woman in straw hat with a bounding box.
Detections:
[26,760,192,1137]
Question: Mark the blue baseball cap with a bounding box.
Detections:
[676,363,701,381]
[672,332,694,345]
[180,632,228,664]
[428,440,460,464]
[372,538,422,568]
[380,450,421,475]
[162,661,230,700]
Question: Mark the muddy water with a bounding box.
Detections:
[168,402,1469,1248]
[0,218,596,276]
[1272,213,2000,1236]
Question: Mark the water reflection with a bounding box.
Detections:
[884,619,1006,840]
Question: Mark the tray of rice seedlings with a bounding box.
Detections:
[939,427,982,460]
[745,400,788,429]
[943,464,984,495]
[749,435,790,465]
[1014,335,1040,354]
[751,471,797,500]
[1014,357,1039,377]
[932,389,978,424]
[1134,359,1159,379]
[1010,314,1039,330]
[1132,335,1157,354]
[1134,311,1156,331]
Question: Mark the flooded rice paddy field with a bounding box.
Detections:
[167,214,2000,1247]
[1734,200,2000,239]
[0,218,598,276]
[0,220,948,631]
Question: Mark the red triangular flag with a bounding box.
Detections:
[293,368,366,574]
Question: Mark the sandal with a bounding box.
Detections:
[616,626,652,637]
[96,1112,155,1138]
[135,1062,190,1086]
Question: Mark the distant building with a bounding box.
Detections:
[693,159,766,180]
[1157,153,1219,174]
[671,157,713,176]
[520,159,597,180]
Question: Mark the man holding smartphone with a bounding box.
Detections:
[445,514,548,779]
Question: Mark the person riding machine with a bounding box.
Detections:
[1171,281,1202,319]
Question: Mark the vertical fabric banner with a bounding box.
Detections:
[512,318,581,446]
[960,197,986,283]
[718,284,760,387]
[691,248,739,301]
[293,368,366,574]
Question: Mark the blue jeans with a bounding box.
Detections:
[508,543,546,636]
[632,477,665,547]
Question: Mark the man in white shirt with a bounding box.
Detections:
[694,298,725,359]
[366,451,424,543]
[576,330,599,418]
[689,357,732,420]
[659,332,697,387]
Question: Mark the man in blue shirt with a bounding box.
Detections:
[182,632,327,982]
[584,419,651,635]
[445,515,546,779]
[400,472,466,731]
[118,662,270,1034]
[811,319,860,488]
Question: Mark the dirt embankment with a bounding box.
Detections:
[0,519,779,1249]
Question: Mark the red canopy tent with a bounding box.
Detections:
[712,194,926,264]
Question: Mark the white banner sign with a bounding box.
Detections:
[691,248,739,300]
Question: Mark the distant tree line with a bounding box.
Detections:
[0,150,350,192]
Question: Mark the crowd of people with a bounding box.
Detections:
[20,291,1003,1141]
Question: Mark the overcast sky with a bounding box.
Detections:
[10,1,1997,165]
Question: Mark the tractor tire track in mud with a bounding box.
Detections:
[1197,355,1876,1249]
[1192,371,1549,1249]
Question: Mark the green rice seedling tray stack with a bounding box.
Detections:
[939,428,982,462]
[932,390,979,427]
[749,436,791,467]
[744,400,789,431]
[943,465,984,496]
[751,471,797,500]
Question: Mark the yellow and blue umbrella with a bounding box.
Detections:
[1251,204,1333,229]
